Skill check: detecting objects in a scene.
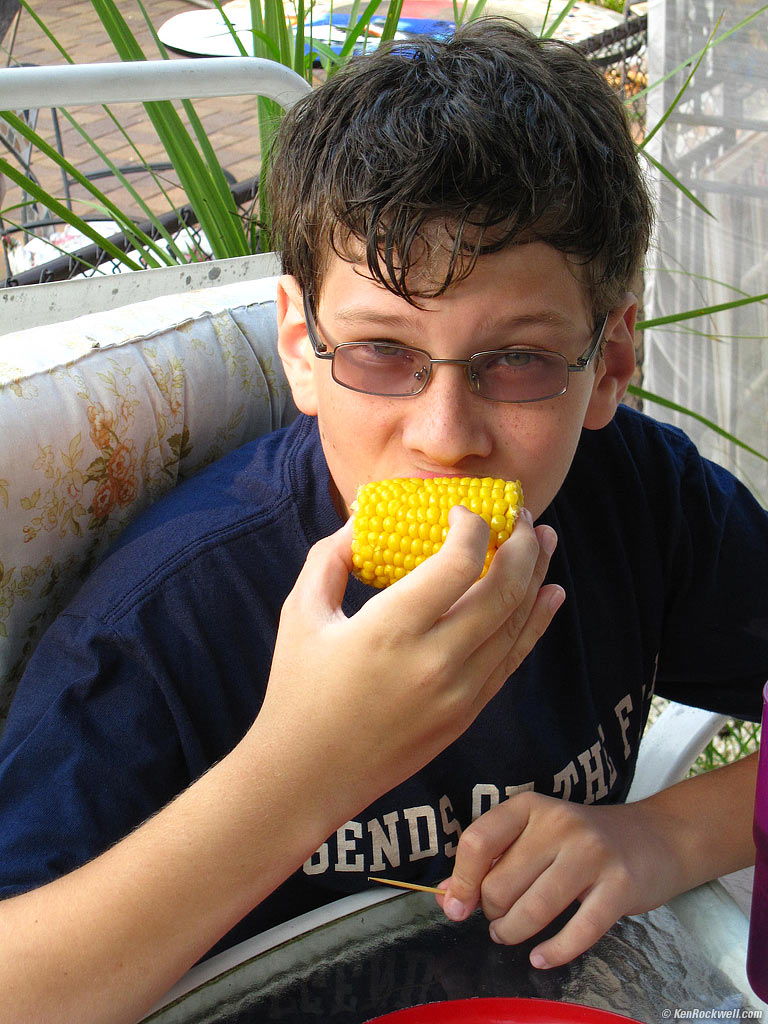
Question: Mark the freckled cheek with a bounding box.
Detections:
[317,391,404,509]
[319,389,401,451]
[496,406,583,518]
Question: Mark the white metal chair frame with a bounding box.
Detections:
[0,56,312,111]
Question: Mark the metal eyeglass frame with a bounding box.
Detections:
[302,291,609,404]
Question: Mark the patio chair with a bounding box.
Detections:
[4,260,752,1020]
[0,55,311,730]
[0,261,298,727]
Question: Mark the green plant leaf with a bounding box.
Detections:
[54,106,186,262]
[293,0,308,77]
[628,4,768,106]
[89,0,249,258]
[378,0,405,42]
[0,110,167,265]
[639,15,722,152]
[210,0,251,56]
[540,0,577,39]
[139,0,246,246]
[640,149,714,219]
[0,212,123,275]
[628,386,768,463]
[240,25,282,61]
[16,0,75,62]
[637,291,768,329]
[463,0,489,24]
[0,159,143,269]
[334,0,391,63]
[307,36,346,70]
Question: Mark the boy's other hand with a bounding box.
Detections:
[256,506,564,818]
[437,791,689,969]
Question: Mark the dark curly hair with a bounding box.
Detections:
[266,17,653,319]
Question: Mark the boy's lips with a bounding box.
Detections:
[410,470,466,479]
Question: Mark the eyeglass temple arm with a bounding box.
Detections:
[302,290,333,357]
[571,313,609,370]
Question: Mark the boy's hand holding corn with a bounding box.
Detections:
[256,504,563,819]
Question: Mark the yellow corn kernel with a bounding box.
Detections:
[351,477,524,589]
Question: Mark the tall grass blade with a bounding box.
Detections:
[639,16,722,152]
[210,0,251,56]
[293,0,307,77]
[139,0,247,246]
[91,0,249,257]
[641,150,714,219]
[17,0,189,241]
[464,0,488,23]
[334,0,392,62]
[0,212,126,276]
[0,160,143,269]
[15,0,74,62]
[540,0,577,39]
[0,110,169,263]
[638,292,768,330]
[55,108,187,262]
[378,0,405,41]
[629,4,768,106]
[629,386,768,462]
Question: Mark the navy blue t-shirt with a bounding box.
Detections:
[1,407,766,953]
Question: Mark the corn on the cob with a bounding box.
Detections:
[351,476,523,589]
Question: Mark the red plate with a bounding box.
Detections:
[365,998,641,1023]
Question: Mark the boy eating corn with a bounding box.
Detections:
[0,19,766,1023]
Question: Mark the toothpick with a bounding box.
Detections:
[367,876,443,895]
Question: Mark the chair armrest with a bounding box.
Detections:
[627,701,728,801]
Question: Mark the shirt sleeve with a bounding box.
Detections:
[0,610,191,899]
[653,434,768,722]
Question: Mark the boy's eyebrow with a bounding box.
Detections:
[332,308,420,330]
[330,306,579,334]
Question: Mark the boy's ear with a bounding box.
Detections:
[583,294,638,431]
[276,275,319,416]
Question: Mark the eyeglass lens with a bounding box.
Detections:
[331,343,570,402]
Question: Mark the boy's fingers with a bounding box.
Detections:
[444,515,551,644]
[291,506,493,631]
[298,506,554,664]
[471,582,565,711]
[528,885,618,969]
[289,519,355,618]
[483,854,591,946]
[453,521,561,701]
[369,504,492,631]
[439,799,531,921]
[507,581,565,666]
[482,521,555,620]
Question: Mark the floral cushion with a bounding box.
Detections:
[0,275,298,729]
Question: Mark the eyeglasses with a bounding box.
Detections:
[303,292,608,404]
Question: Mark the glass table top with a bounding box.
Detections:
[144,882,765,1024]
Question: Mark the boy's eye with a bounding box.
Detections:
[350,343,420,365]
[500,350,536,369]
[483,349,549,371]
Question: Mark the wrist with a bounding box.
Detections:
[632,753,758,895]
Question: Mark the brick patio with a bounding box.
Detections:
[1,1,267,277]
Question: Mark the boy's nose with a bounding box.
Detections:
[400,364,493,468]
